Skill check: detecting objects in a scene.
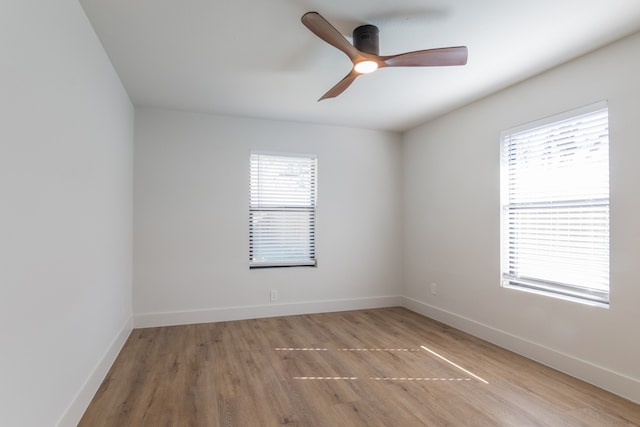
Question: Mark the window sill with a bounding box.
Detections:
[501,281,609,309]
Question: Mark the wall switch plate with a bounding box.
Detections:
[270,289,279,302]
[430,282,438,295]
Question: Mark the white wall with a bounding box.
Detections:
[403,32,640,402]
[134,109,402,326]
[0,1,134,426]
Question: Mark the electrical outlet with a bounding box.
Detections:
[270,289,279,302]
[430,282,438,295]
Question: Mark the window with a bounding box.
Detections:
[500,102,610,306]
[249,151,317,268]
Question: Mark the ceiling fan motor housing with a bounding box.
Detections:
[353,24,379,55]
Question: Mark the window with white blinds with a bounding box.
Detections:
[500,102,610,306]
[249,152,317,268]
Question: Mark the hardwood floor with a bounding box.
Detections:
[79,307,640,426]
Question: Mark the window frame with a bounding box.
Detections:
[249,150,318,269]
[499,101,610,307]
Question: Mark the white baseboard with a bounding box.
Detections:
[134,295,403,328]
[401,296,640,404]
[56,316,134,427]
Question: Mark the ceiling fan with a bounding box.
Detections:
[301,11,468,101]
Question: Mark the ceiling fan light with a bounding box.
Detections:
[354,60,378,74]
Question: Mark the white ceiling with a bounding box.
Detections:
[79,0,640,132]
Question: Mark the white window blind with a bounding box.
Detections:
[249,152,317,268]
[500,102,610,305]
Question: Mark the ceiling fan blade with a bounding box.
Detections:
[319,70,359,101]
[301,12,361,62]
[381,46,468,67]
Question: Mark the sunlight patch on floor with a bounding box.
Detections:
[292,377,472,382]
[371,377,472,381]
[337,348,421,352]
[421,345,489,384]
[293,377,358,380]
[277,345,489,385]
[275,348,328,351]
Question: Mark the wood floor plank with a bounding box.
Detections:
[79,307,640,426]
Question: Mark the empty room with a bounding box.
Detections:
[2,0,640,426]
